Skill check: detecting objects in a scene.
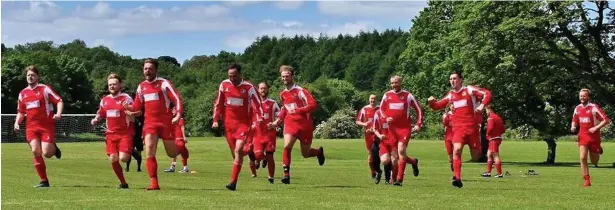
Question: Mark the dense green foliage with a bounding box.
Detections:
[2,1,613,139]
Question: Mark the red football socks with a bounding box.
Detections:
[486,160,493,173]
[146,157,159,188]
[495,162,502,175]
[231,162,242,183]
[283,148,291,176]
[111,161,127,184]
[266,153,275,178]
[33,156,48,182]
[453,154,462,180]
[308,148,320,157]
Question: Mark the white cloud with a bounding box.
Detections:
[225,1,263,7]
[318,1,427,19]
[225,20,377,51]
[282,21,303,28]
[274,1,304,10]
[1,1,248,47]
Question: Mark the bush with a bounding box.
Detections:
[503,124,541,140]
[413,123,445,140]
[314,108,362,139]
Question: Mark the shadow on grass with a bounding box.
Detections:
[503,161,615,169]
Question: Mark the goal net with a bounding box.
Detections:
[1,114,106,143]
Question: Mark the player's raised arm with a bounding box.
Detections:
[295,88,317,114]
[469,85,493,106]
[212,83,226,123]
[408,94,424,127]
[428,94,450,111]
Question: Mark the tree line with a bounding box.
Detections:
[2,1,613,140]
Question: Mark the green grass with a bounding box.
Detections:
[2,138,614,210]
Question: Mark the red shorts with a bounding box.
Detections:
[578,134,603,154]
[283,122,314,145]
[364,132,376,151]
[452,126,481,150]
[143,121,174,141]
[390,126,411,145]
[25,125,55,143]
[488,139,502,153]
[224,122,250,151]
[106,133,133,155]
[444,139,453,156]
[379,140,398,156]
[253,136,276,153]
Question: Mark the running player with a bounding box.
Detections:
[253,81,280,184]
[14,65,64,188]
[212,64,263,191]
[379,75,423,186]
[164,108,190,173]
[127,58,184,190]
[91,73,133,188]
[371,109,398,185]
[442,105,454,173]
[271,65,325,185]
[428,70,492,188]
[481,104,505,178]
[570,88,610,186]
[125,98,143,173]
[356,94,380,179]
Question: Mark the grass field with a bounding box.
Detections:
[2,138,614,210]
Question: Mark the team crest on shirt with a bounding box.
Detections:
[154,84,159,88]
[401,96,405,100]
[586,110,590,114]
[224,88,229,92]
[241,89,246,94]
[462,92,467,96]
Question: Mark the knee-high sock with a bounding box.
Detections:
[111,161,127,184]
[33,156,48,182]
[146,157,159,187]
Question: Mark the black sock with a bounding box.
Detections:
[371,141,382,173]
[133,150,142,170]
[384,163,392,182]
[248,151,256,162]
[126,157,131,170]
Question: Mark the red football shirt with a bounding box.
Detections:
[17,84,62,127]
[278,84,317,124]
[253,98,280,139]
[357,105,379,130]
[95,93,133,134]
[378,90,423,127]
[213,79,263,125]
[486,112,505,140]
[133,77,183,122]
[429,85,492,128]
[572,103,610,137]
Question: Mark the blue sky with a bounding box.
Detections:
[1,1,428,63]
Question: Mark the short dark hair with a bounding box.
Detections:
[228,63,242,73]
[450,70,463,79]
[144,58,159,69]
[258,81,270,88]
